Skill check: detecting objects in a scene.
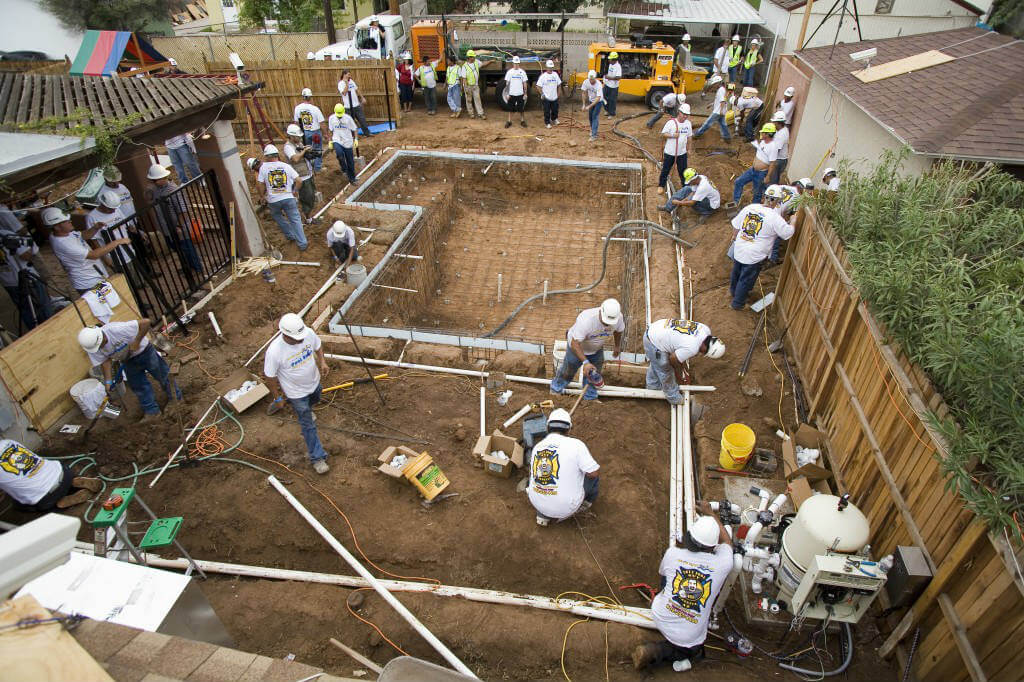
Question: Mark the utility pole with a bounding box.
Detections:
[324,0,337,44]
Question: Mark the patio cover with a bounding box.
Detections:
[70,31,167,77]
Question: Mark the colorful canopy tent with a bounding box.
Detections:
[70,31,168,77]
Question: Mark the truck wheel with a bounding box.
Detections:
[646,87,672,111]
[493,83,512,111]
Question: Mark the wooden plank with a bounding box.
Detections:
[852,50,955,83]
[0,595,113,682]
[936,594,987,682]
[988,531,1024,601]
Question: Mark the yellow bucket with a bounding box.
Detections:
[719,423,756,471]
[402,452,451,501]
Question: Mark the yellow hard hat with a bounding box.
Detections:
[334,103,345,115]
[466,50,476,57]
[683,168,697,183]
[609,51,618,59]
[760,123,777,135]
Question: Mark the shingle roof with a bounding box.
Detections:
[795,27,1024,163]
[608,0,765,25]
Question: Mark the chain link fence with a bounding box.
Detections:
[151,33,348,74]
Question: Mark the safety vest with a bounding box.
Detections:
[418,65,435,87]
[728,44,743,67]
[744,48,759,69]
[464,60,479,86]
[446,65,460,85]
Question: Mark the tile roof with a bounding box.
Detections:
[608,0,766,25]
[795,27,1024,163]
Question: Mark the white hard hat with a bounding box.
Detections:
[732,34,740,41]
[679,103,691,115]
[263,144,280,157]
[102,166,122,182]
[686,515,720,548]
[77,327,104,353]
[286,123,302,137]
[682,33,691,41]
[512,55,521,64]
[42,206,69,226]
[599,298,621,326]
[545,59,554,68]
[301,87,313,97]
[771,110,786,122]
[796,177,815,189]
[147,164,170,180]
[784,86,795,96]
[246,157,259,171]
[278,313,307,340]
[678,92,686,102]
[98,189,121,209]
[307,51,315,60]
[705,335,725,359]
[331,220,349,238]
[822,167,837,179]
[708,74,722,86]
[588,69,597,79]
[169,58,178,66]
[764,184,783,201]
[751,38,761,45]
[547,408,572,430]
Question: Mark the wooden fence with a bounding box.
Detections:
[204,58,400,145]
[152,32,344,75]
[776,209,1024,681]
[0,60,70,75]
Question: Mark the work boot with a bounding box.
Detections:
[505,121,512,128]
[138,412,161,425]
[632,643,660,670]
[480,114,486,120]
[520,120,526,127]
[72,477,102,493]
[56,489,95,509]
[313,459,330,475]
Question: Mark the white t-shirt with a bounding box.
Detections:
[712,86,727,115]
[827,176,841,191]
[691,175,721,209]
[294,102,325,132]
[257,161,299,204]
[0,440,63,505]
[165,134,192,149]
[567,306,625,356]
[504,68,528,97]
[86,320,150,366]
[779,97,795,124]
[735,95,762,112]
[773,126,790,160]
[50,231,108,291]
[604,62,622,89]
[661,93,679,109]
[0,241,38,288]
[713,46,727,74]
[338,79,361,110]
[646,319,711,364]
[329,113,358,148]
[731,204,794,264]
[536,71,561,101]
[326,225,356,248]
[661,118,691,157]
[651,544,734,648]
[0,203,21,234]
[528,432,599,521]
[264,328,322,399]
[777,185,799,213]
[107,183,136,219]
[283,142,313,180]
[86,206,133,264]
[754,138,779,164]
[415,65,437,88]
[581,79,603,103]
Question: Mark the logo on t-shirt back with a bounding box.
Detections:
[267,169,289,193]
[300,110,314,129]
[670,320,698,335]
[740,211,764,241]
[669,565,713,616]
[0,442,42,477]
[531,446,560,495]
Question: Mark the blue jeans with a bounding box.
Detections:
[542,98,559,124]
[268,198,308,249]
[168,145,201,183]
[744,66,757,86]
[663,186,715,216]
[768,157,788,185]
[124,345,179,416]
[333,142,357,183]
[588,101,603,137]
[646,105,677,129]
[658,153,687,190]
[733,167,768,204]
[423,86,437,113]
[551,348,605,400]
[743,105,763,140]
[302,130,323,172]
[287,384,327,463]
[447,83,462,112]
[730,259,763,309]
[603,86,618,116]
[643,333,682,405]
[694,113,731,140]
[729,65,738,82]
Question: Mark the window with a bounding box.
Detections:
[875,0,895,13]
[391,21,405,41]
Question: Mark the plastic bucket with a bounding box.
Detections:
[346,263,367,286]
[70,379,107,420]
[720,423,756,471]
[402,451,450,501]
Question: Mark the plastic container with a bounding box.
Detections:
[402,451,450,501]
[70,379,107,420]
[346,263,367,286]
[719,423,756,470]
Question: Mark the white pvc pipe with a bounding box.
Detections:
[149,399,220,488]
[497,273,502,303]
[542,280,548,304]
[371,284,419,293]
[479,386,486,438]
[268,476,477,678]
[669,404,677,546]
[394,253,424,259]
[643,238,652,327]
[503,403,532,429]
[208,312,223,338]
[682,395,695,527]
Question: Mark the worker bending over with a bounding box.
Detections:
[550,299,623,401]
[633,505,733,671]
[643,319,725,404]
[660,168,720,224]
[692,76,731,142]
[527,408,599,527]
[580,70,605,141]
[728,186,796,309]
[327,220,358,279]
[646,91,682,130]
[0,439,102,512]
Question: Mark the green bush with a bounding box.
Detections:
[814,150,1024,543]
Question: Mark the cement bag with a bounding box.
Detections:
[70,378,107,420]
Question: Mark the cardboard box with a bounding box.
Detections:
[214,367,270,414]
[787,476,833,508]
[377,445,421,478]
[782,424,833,482]
[472,429,524,479]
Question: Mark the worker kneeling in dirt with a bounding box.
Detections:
[643,318,725,404]
[327,220,358,280]
[0,439,103,512]
[633,505,732,671]
[527,408,599,527]
[549,298,624,401]
[659,168,720,225]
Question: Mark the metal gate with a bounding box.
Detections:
[99,170,232,325]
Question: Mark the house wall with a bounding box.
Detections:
[787,71,931,180]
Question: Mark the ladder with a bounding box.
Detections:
[91,487,206,578]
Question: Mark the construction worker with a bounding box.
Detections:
[644,319,725,404]
[765,183,799,264]
[329,104,360,186]
[327,220,357,280]
[0,228,52,330]
[731,123,778,207]
[731,88,763,140]
[743,38,764,87]
[446,56,464,117]
[581,70,604,141]
[0,440,102,512]
[78,318,180,423]
[504,55,528,129]
[646,91,682,130]
[414,56,438,115]
[729,186,796,309]
[822,168,841,191]
[535,60,562,128]
[727,35,743,83]
[677,33,695,69]
[284,124,319,226]
[778,86,796,125]
[550,298,624,400]
[714,38,730,84]
[527,408,600,527]
[660,168,720,224]
[338,71,372,136]
[692,76,731,142]
[164,132,201,183]
[87,189,143,289]
[603,51,622,117]
[257,145,308,250]
[293,87,327,171]
[43,207,125,295]
[794,177,815,195]
[767,111,789,185]
[632,505,732,671]
[397,52,414,113]
[144,164,204,284]
[463,50,485,119]
[658,104,692,195]
[101,167,136,224]
[264,313,332,474]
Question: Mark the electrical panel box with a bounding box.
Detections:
[789,554,887,623]
[885,545,932,608]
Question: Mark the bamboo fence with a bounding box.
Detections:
[776,208,1024,681]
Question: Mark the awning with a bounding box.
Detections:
[608,0,766,25]
[70,30,168,77]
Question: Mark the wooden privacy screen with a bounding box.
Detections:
[204,58,401,145]
[776,209,1024,681]
[0,275,140,432]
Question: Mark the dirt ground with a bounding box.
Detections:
[5,96,897,681]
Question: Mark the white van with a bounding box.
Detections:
[315,14,408,60]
